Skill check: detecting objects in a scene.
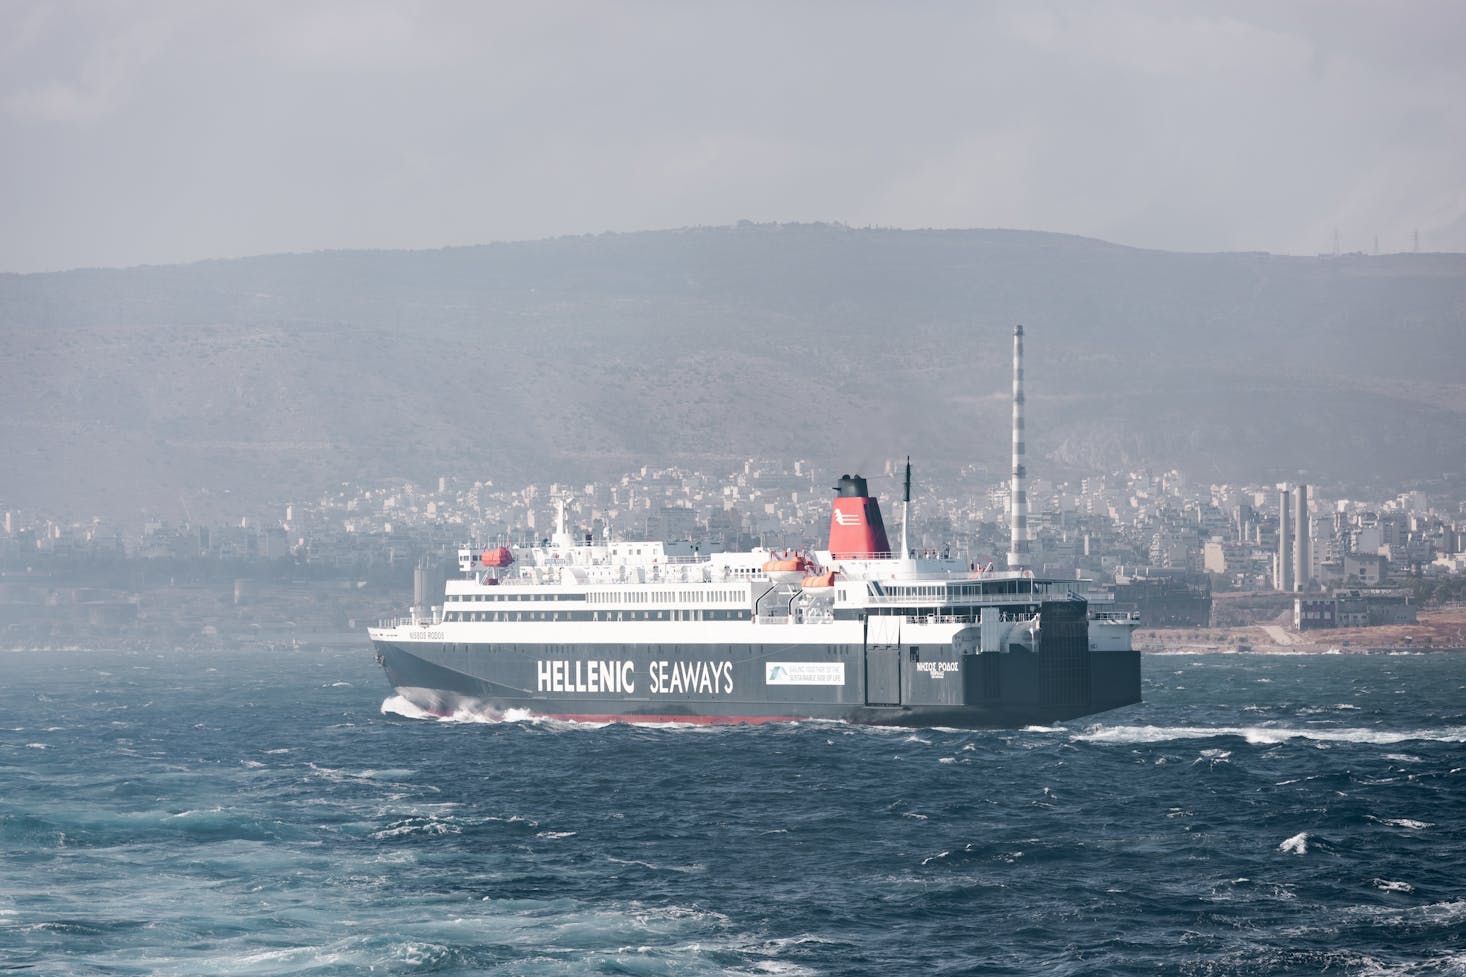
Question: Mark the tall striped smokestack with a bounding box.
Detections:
[1007,324,1030,571]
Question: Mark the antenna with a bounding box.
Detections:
[1007,325,1031,571]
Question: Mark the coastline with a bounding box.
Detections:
[1135,607,1466,655]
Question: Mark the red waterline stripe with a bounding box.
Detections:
[551,713,798,725]
[414,708,801,725]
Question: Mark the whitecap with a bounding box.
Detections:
[308,763,417,787]
[751,933,841,961]
[359,768,417,780]
[751,962,818,976]
[231,943,356,967]
[762,934,840,950]
[1371,817,1433,830]
[25,743,46,749]
[460,705,531,724]
[1075,724,1466,746]
[380,695,436,720]
[388,942,453,968]
[395,701,629,729]
[372,817,461,840]
[1342,899,1466,928]
[1279,832,1309,855]
[1373,879,1415,893]
[606,855,704,874]
[500,814,539,827]
[536,831,577,840]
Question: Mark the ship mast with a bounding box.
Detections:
[900,456,911,559]
[1006,324,1031,572]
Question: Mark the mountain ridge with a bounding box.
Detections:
[3,223,1464,523]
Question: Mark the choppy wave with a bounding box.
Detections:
[379,694,437,720]
[1075,723,1466,745]
[3,647,1464,977]
[1367,816,1434,830]
[1279,831,1310,854]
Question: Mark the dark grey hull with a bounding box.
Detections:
[373,631,1140,729]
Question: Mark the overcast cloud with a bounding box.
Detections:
[2,1,1463,273]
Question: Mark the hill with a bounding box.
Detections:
[3,223,1465,523]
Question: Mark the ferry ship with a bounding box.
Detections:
[369,472,1141,727]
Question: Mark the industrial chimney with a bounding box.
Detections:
[1007,324,1031,571]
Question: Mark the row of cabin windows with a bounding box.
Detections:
[868,606,1040,620]
[885,582,1067,598]
[584,590,743,604]
[449,590,745,608]
[443,609,748,622]
[457,592,585,602]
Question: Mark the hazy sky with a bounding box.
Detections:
[3,1,1463,273]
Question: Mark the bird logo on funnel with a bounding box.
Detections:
[827,474,891,559]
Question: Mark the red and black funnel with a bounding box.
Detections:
[827,474,892,559]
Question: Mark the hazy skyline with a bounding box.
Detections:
[3,1,1464,274]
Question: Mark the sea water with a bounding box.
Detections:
[2,648,1463,976]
